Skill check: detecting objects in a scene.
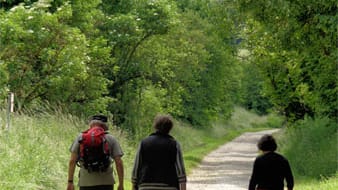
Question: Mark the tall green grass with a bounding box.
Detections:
[0,111,135,190]
[0,112,80,189]
[278,117,338,189]
[294,174,338,190]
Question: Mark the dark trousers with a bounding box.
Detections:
[80,185,113,190]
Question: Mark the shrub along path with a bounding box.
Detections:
[187,129,280,190]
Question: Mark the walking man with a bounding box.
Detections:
[67,115,124,190]
[132,115,187,190]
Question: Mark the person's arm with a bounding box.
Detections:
[175,142,187,190]
[132,144,142,190]
[106,134,124,189]
[248,159,258,190]
[114,156,124,190]
[285,159,294,190]
[67,152,77,190]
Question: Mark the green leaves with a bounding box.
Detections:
[0,0,245,129]
[238,0,337,120]
[0,3,109,114]
[135,0,177,35]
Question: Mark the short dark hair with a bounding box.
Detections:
[153,115,173,134]
[257,134,277,151]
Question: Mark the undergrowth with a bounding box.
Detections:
[278,117,338,190]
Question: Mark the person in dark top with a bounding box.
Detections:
[132,115,187,190]
[249,134,294,190]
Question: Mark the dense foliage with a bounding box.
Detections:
[1,0,336,130]
[237,0,338,121]
[279,117,337,178]
[0,0,241,131]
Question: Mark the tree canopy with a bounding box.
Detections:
[237,0,337,121]
[0,0,336,131]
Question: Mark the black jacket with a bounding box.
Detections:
[133,132,180,188]
[249,152,294,190]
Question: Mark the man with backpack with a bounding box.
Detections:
[67,115,124,190]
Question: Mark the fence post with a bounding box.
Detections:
[6,92,14,130]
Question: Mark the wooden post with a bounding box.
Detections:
[6,92,14,130]
[10,92,14,113]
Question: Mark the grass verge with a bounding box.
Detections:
[294,175,338,190]
[278,117,338,190]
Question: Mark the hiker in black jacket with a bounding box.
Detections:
[249,134,294,190]
[132,115,187,190]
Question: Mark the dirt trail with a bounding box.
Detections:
[187,129,280,190]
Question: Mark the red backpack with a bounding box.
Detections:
[78,126,111,172]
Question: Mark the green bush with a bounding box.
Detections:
[251,112,285,129]
[279,117,337,179]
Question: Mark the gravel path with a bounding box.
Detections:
[187,129,280,190]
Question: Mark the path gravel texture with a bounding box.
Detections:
[187,129,280,190]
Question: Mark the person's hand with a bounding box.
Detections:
[67,183,74,190]
[117,184,124,190]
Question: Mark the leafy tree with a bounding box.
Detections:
[99,0,179,126]
[179,0,242,126]
[0,0,246,130]
[142,3,239,127]
[69,0,103,35]
[238,59,272,115]
[0,3,110,115]
[238,0,337,121]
